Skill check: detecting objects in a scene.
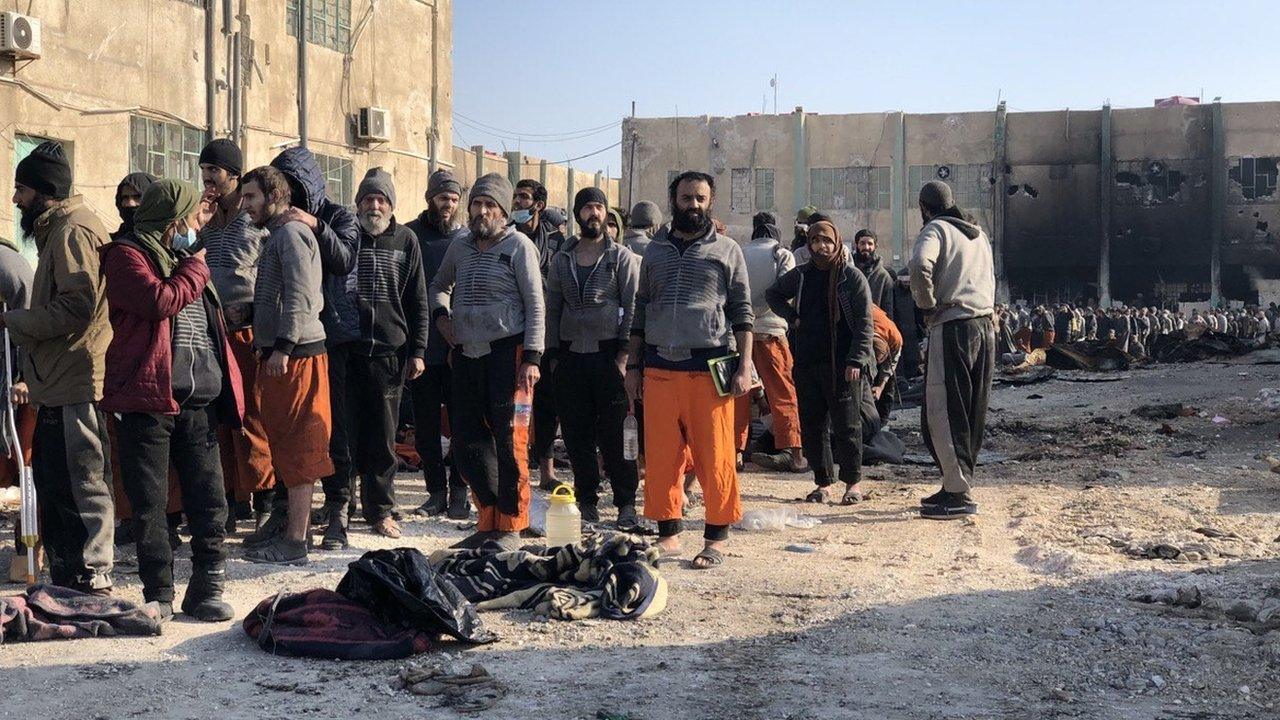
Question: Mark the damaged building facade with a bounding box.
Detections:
[621,101,1280,307]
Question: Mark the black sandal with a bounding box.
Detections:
[804,487,830,504]
[840,486,868,505]
[690,547,724,569]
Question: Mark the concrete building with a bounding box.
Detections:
[0,0,616,260]
[622,102,1280,307]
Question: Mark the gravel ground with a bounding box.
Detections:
[2,360,1279,720]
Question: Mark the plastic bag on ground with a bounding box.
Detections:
[735,507,821,531]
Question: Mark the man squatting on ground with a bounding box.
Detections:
[430,173,545,549]
[909,180,996,520]
[238,165,335,564]
[625,171,754,569]
[545,186,642,527]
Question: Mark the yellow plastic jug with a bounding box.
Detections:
[544,484,582,547]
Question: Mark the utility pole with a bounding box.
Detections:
[296,0,308,147]
[770,74,778,114]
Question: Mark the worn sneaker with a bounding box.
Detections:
[447,489,471,520]
[243,509,288,548]
[414,494,448,517]
[244,537,309,565]
[320,508,349,550]
[579,503,600,525]
[616,504,639,530]
[919,488,949,508]
[919,492,978,520]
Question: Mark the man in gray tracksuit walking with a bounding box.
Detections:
[908,180,995,520]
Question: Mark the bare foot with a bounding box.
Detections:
[656,536,682,556]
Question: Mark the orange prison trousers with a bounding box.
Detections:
[257,353,335,488]
[219,328,275,499]
[733,335,802,451]
[642,368,742,527]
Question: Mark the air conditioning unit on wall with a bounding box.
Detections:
[357,107,390,143]
[0,12,41,60]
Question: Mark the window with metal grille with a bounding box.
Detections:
[809,167,891,211]
[754,168,775,211]
[129,116,206,184]
[908,164,993,211]
[1229,157,1279,203]
[314,152,353,205]
[286,0,351,53]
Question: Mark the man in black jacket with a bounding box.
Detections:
[513,178,566,489]
[318,169,430,548]
[405,170,470,520]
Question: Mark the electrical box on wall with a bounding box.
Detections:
[357,107,390,143]
[0,12,42,60]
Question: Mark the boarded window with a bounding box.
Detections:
[129,116,205,184]
[754,168,775,211]
[811,166,893,211]
[730,168,752,213]
[909,164,993,211]
[1229,157,1279,202]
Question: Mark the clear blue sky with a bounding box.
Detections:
[453,1,1280,178]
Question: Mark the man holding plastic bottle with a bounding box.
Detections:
[429,173,544,549]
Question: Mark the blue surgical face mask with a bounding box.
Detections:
[172,225,198,252]
[510,208,534,225]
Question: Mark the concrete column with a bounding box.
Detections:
[891,112,907,263]
[792,107,808,215]
[992,101,1009,303]
[1099,104,1112,307]
[504,151,522,186]
[539,159,548,187]
[1210,101,1225,306]
[471,145,484,180]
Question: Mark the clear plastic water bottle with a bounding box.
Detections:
[513,387,532,427]
[623,412,639,460]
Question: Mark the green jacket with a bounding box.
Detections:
[5,195,112,406]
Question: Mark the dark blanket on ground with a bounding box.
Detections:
[1,584,160,642]
[336,547,495,644]
[1045,341,1133,371]
[243,588,432,660]
[429,532,668,621]
[1150,331,1265,363]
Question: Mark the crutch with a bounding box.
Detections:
[3,302,36,584]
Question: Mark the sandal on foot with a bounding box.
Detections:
[690,547,724,570]
[804,487,830,504]
[840,487,868,505]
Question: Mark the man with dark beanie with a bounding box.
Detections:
[197,138,275,534]
[406,169,470,519]
[111,172,156,241]
[430,172,544,549]
[512,178,565,491]
[4,140,115,594]
[624,171,753,569]
[766,219,874,505]
[318,168,430,547]
[545,187,641,527]
[909,180,995,520]
[624,201,662,256]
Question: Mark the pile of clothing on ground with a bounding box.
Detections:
[1,584,162,642]
[243,531,666,660]
[1149,330,1268,363]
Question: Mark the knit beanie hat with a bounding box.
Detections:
[198,138,243,176]
[919,180,955,213]
[426,169,462,200]
[796,205,818,223]
[15,141,72,199]
[356,166,396,207]
[469,173,513,218]
[543,207,565,228]
[573,186,608,219]
[629,201,661,229]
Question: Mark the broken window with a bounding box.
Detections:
[754,168,775,211]
[909,164,993,210]
[808,166,891,211]
[1229,157,1279,202]
[730,168,752,213]
[1113,160,1195,206]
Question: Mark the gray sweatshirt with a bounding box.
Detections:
[198,207,265,325]
[429,228,545,364]
[741,236,794,338]
[908,216,995,326]
[253,219,327,356]
[545,237,640,354]
[631,226,754,361]
[622,229,653,258]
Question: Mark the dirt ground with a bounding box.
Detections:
[2,360,1279,720]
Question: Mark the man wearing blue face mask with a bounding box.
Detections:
[513,179,565,490]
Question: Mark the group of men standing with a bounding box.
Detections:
[6,135,998,612]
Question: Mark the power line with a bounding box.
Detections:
[547,140,622,166]
[453,115,621,144]
[453,111,621,139]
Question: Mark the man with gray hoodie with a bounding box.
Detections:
[908,181,995,520]
[623,201,662,257]
[430,173,544,548]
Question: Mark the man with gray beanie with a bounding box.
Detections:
[624,200,662,256]
[5,140,115,593]
[430,172,544,548]
[406,169,470,519]
[908,180,995,520]
[319,167,430,547]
